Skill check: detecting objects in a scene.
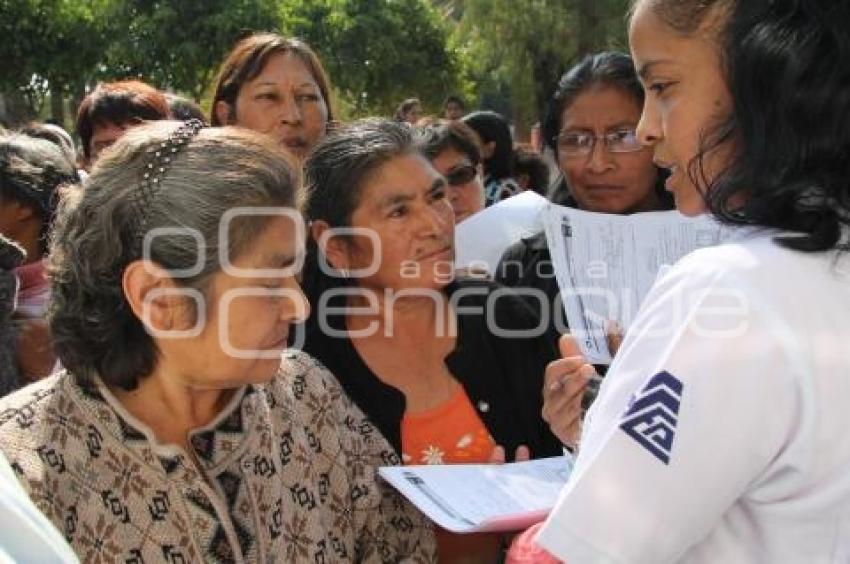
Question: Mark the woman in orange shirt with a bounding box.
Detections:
[300,119,589,562]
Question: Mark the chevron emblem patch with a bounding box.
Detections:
[619,371,683,464]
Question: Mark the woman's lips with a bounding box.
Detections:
[663,167,679,192]
[585,184,625,192]
[281,137,307,154]
[417,246,452,262]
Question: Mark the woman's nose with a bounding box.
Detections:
[280,279,311,323]
[585,140,616,174]
[636,100,662,147]
[279,95,303,125]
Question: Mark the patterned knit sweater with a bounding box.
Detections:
[0,351,436,563]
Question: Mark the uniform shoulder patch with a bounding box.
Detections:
[619,371,683,464]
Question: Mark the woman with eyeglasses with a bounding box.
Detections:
[546,52,671,213]
[416,120,486,224]
[495,52,674,383]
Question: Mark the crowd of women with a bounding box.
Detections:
[0,0,848,562]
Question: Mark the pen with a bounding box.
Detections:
[549,373,604,392]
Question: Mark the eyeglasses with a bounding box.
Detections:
[444,164,478,186]
[554,127,644,158]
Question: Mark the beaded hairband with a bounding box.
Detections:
[133,119,204,245]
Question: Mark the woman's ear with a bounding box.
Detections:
[310,220,350,272]
[122,260,182,335]
[213,100,235,126]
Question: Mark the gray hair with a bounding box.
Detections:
[0,133,78,255]
[48,121,300,389]
[19,123,78,168]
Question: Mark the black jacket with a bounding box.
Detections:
[302,279,563,462]
[495,231,563,352]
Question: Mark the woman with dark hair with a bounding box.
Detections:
[512,0,850,561]
[512,148,550,195]
[416,120,485,224]
[301,118,574,562]
[75,80,170,168]
[394,98,423,124]
[0,121,435,562]
[441,95,466,121]
[212,32,334,162]
[0,133,78,384]
[462,110,521,206]
[0,236,25,396]
[543,51,672,213]
[495,52,673,355]
[165,93,207,123]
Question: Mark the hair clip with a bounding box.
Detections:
[133,119,204,247]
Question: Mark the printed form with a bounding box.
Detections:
[379,455,573,533]
[543,207,731,364]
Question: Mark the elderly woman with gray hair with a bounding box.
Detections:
[0,121,435,562]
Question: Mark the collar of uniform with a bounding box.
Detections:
[67,372,259,475]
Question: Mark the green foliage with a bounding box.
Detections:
[104,0,280,100]
[1,0,631,129]
[281,0,464,116]
[452,0,630,130]
[0,0,113,115]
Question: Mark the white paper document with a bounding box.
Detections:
[379,455,573,533]
[543,206,731,364]
[454,191,550,274]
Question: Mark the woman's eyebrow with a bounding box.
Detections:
[637,58,672,80]
[427,178,446,195]
[261,252,297,268]
[378,192,415,209]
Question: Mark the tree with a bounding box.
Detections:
[0,0,113,124]
[281,0,464,117]
[104,0,280,101]
[452,0,630,134]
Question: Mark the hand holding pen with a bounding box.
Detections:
[541,334,602,449]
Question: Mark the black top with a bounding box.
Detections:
[302,278,563,462]
[495,231,563,352]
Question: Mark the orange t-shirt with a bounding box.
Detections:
[402,386,502,562]
[401,384,496,465]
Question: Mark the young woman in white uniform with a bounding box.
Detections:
[517,0,850,562]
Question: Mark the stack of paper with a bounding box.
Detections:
[453,193,733,364]
[379,455,573,533]
[543,207,733,363]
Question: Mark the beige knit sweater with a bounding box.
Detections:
[0,350,436,563]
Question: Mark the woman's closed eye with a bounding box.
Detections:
[647,81,675,96]
[388,204,409,218]
[295,93,320,104]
